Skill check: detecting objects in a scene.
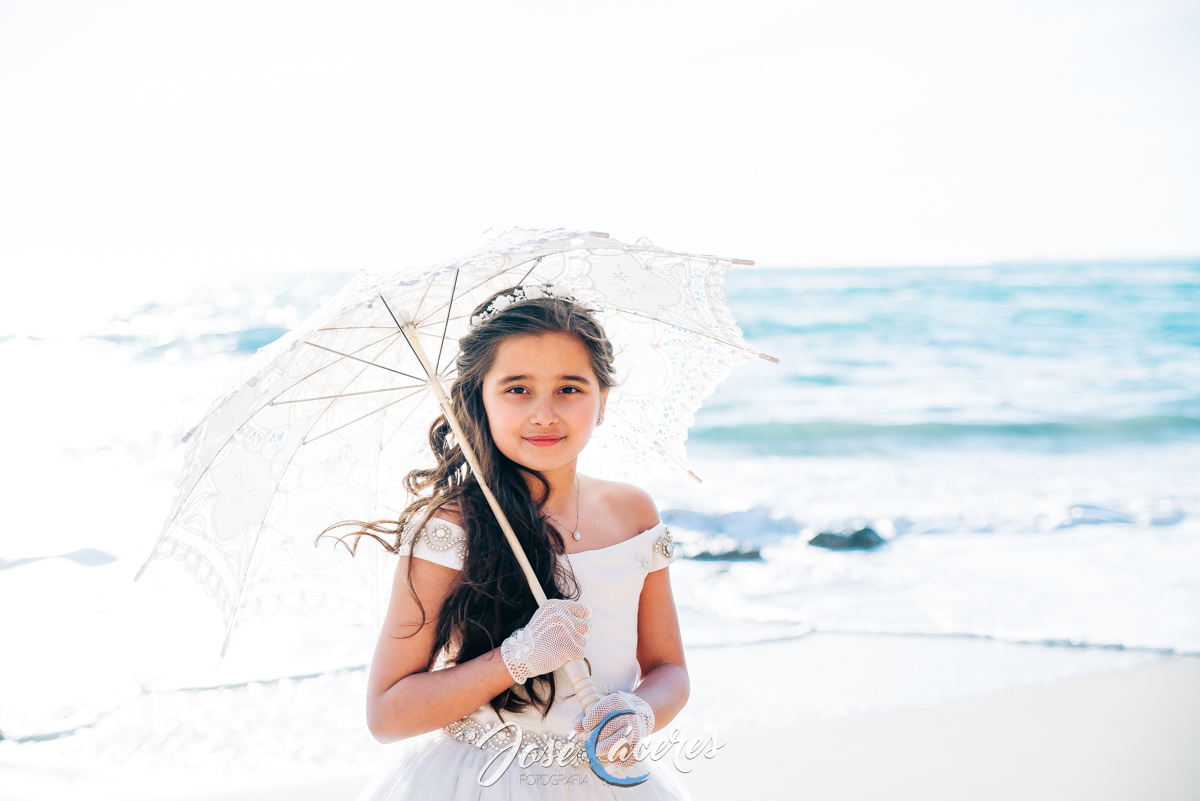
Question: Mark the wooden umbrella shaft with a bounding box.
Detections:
[399,324,602,714]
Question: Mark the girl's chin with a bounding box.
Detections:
[502,444,581,472]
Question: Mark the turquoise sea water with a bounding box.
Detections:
[710,264,1200,433]
[648,264,1200,651]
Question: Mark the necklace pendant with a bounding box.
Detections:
[573,531,582,541]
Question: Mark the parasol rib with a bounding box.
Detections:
[304,341,427,382]
[269,384,424,405]
[414,255,547,327]
[434,268,459,375]
[301,387,428,445]
[379,384,439,452]
[514,255,544,288]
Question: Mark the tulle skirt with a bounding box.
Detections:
[356,730,695,801]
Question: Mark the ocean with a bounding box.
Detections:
[2,263,1197,790]
[649,264,1200,654]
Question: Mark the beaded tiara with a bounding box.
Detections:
[468,283,579,327]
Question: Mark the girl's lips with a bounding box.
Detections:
[524,436,565,447]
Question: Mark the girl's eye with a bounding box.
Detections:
[505,387,529,395]
[560,386,581,394]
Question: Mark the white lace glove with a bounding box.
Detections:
[570,691,655,768]
[500,599,591,685]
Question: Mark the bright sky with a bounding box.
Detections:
[2,0,1198,288]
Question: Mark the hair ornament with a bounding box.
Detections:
[469,283,578,327]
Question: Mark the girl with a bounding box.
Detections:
[343,286,696,800]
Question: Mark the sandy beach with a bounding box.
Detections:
[672,656,1200,801]
[7,654,1195,801]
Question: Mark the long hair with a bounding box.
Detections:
[323,286,616,720]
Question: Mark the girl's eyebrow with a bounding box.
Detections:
[496,374,592,385]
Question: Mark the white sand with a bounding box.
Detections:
[5,656,1196,801]
[669,656,1200,801]
[178,657,1200,800]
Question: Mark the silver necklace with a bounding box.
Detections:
[546,477,582,541]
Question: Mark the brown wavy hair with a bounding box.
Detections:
[322,286,616,720]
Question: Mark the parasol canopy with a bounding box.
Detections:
[135,227,774,656]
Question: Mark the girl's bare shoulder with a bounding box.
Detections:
[585,476,660,537]
[428,502,464,529]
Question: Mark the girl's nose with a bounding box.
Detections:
[529,396,559,425]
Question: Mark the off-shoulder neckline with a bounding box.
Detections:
[563,521,665,558]
[426,516,664,558]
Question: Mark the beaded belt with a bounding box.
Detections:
[444,715,602,768]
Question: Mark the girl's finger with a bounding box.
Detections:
[598,722,634,747]
[560,600,591,618]
[599,732,639,762]
[581,705,610,730]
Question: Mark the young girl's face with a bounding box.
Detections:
[480,332,608,476]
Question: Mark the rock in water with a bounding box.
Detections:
[690,548,762,561]
[808,527,886,550]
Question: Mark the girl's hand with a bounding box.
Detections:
[500,598,591,684]
[570,690,655,768]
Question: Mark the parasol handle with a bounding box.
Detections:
[397,320,602,715]
[563,658,603,711]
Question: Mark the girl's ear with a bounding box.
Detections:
[597,387,610,425]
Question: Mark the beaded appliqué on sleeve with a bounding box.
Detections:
[649,525,676,571]
[402,519,467,568]
[655,526,674,558]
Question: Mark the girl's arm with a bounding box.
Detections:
[633,565,690,732]
[365,553,514,743]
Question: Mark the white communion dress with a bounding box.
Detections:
[355,518,696,801]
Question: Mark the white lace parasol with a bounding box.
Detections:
[135,228,774,654]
